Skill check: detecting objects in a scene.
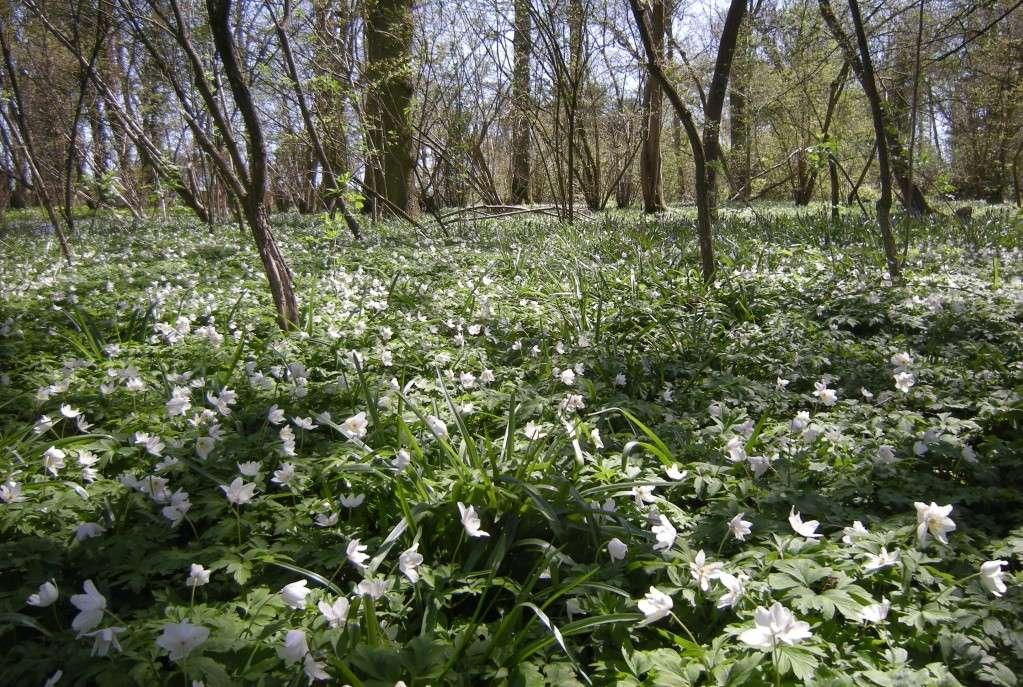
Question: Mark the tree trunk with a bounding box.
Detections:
[729,13,752,202]
[365,0,415,217]
[509,0,531,204]
[208,0,299,328]
[627,0,715,281]
[820,0,900,279]
[702,0,748,218]
[639,0,666,213]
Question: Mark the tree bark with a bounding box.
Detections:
[208,0,299,328]
[819,0,900,279]
[364,0,415,217]
[627,0,714,281]
[702,0,748,218]
[639,0,666,213]
[509,0,531,204]
[729,13,752,202]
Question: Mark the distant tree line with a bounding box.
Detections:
[1,0,1020,323]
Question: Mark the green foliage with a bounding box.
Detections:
[0,208,1021,685]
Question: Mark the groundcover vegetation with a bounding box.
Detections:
[1,209,1022,686]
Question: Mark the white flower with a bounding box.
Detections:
[980,560,1009,597]
[876,445,896,464]
[893,371,915,393]
[277,629,309,665]
[841,520,869,544]
[391,449,411,471]
[614,373,626,386]
[738,601,812,650]
[590,428,604,449]
[280,580,311,609]
[559,368,576,385]
[559,394,585,413]
[728,513,753,541]
[426,415,448,438]
[863,547,900,572]
[292,416,318,431]
[458,502,490,538]
[340,493,365,508]
[857,598,890,623]
[156,621,209,660]
[166,387,192,417]
[228,465,258,482]
[790,411,811,432]
[70,580,106,634]
[724,436,747,463]
[788,507,822,539]
[398,542,424,582]
[27,580,59,607]
[665,464,687,481]
[813,381,837,406]
[460,371,476,388]
[890,351,913,369]
[607,538,628,561]
[347,539,370,567]
[271,463,297,487]
[195,436,215,460]
[633,485,657,504]
[637,587,673,625]
[690,550,724,591]
[83,626,125,656]
[914,501,955,546]
[268,405,286,425]
[716,571,747,608]
[523,421,545,440]
[340,412,369,440]
[43,446,66,476]
[356,578,388,599]
[315,511,338,527]
[776,377,790,390]
[651,514,677,552]
[279,425,296,457]
[75,522,106,542]
[186,564,211,587]
[1,479,25,503]
[318,596,350,628]
[303,654,330,682]
[220,477,256,505]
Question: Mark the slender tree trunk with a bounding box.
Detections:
[208,0,299,328]
[672,113,685,202]
[0,27,72,266]
[510,0,531,204]
[701,0,747,218]
[627,0,715,280]
[820,0,900,279]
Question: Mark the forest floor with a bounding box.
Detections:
[1,206,1022,686]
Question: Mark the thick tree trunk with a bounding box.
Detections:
[729,14,752,202]
[639,0,666,213]
[365,0,415,217]
[509,0,531,204]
